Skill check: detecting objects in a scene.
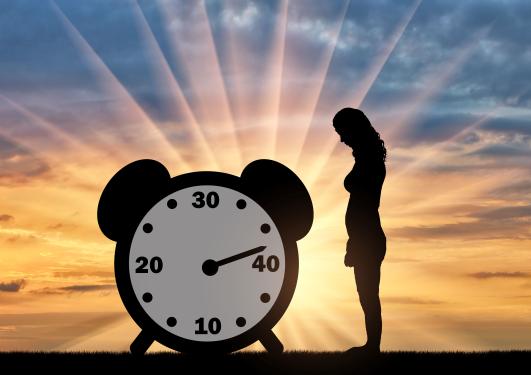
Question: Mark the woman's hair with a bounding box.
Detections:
[333,107,387,163]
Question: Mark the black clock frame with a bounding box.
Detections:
[114,171,299,354]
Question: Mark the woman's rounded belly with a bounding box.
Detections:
[345,211,384,236]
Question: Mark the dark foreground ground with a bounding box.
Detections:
[1,351,529,374]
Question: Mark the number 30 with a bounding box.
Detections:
[192,191,219,208]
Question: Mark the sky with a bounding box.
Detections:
[0,0,530,351]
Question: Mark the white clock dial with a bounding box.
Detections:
[129,185,285,342]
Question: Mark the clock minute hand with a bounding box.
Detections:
[217,245,266,266]
[202,246,266,276]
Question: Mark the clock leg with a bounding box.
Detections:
[130,330,154,355]
[260,330,284,354]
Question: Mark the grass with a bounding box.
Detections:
[1,350,529,374]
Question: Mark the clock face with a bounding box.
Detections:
[128,185,285,342]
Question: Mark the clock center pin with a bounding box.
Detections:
[202,259,218,276]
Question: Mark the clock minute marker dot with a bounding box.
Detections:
[261,223,270,233]
[142,293,153,303]
[260,293,271,303]
[143,223,153,233]
[236,199,246,209]
[167,199,177,209]
[167,317,177,327]
[236,317,246,327]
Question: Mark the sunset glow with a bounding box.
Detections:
[1,0,530,352]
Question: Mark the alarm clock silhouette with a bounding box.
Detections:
[97,159,313,355]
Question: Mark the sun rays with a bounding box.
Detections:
[42,0,434,194]
[154,0,242,171]
[295,0,422,175]
[131,0,222,171]
[51,1,194,173]
[2,0,467,350]
[1,0,527,352]
[274,0,351,168]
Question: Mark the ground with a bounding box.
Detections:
[2,351,529,374]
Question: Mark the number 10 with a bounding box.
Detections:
[195,317,221,334]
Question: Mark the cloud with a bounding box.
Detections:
[221,2,260,29]
[394,112,479,146]
[388,112,531,165]
[461,132,481,145]
[0,279,26,292]
[389,204,531,241]
[3,234,39,244]
[0,214,14,222]
[0,312,127,351]
[468,271,531,280]
[53,271,114,278]
[488,179,531,198]
[482,116,531,136]
[0,325,16,333]
[389,221,530,241]
[0,0,529,163]
[381,296,444,305]
[0,136,50,184]
[473,205,531,220]
[468,143,531,158]
[385,257,420,263]
[60,284,116,292]
[31,284,116,295]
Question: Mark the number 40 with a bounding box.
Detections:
[252,255,279,272]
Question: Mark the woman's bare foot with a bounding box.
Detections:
[345,344,380,356]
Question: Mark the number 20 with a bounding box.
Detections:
[135,256,163,273]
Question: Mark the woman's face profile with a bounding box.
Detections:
[334,123,357,149]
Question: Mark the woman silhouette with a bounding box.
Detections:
[333,108,387,355]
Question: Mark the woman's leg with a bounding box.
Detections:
[359,290,382,350]
[354,261,382,352]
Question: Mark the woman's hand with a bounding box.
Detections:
[344,251,355,267]
[344,238,355,267]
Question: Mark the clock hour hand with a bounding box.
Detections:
[202,246,266,276]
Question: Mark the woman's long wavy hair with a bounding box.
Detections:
[333,107,387,163]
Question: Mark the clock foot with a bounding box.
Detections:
[260,330,284,354]
[130,330,154,355]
